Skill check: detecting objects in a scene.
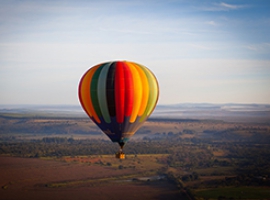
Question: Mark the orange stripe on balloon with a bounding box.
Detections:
[132,63,149,116]
[78,69,92,116]
[125,62,143,123]
[79,65,101,123]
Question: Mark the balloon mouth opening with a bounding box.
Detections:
[118,137,129,149]
[118,141,125,149]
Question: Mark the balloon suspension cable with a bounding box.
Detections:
[116,142,125,159]
[119,146,123,153]
[118,142,125,151]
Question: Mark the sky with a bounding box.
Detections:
[0,0,270,105]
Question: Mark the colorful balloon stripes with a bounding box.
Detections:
[78,61,159,146]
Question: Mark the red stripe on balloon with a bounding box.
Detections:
[115,62,125,123]
[123,63,134,116]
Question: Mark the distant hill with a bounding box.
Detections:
[154,103,270,123]
[0,103,270,123]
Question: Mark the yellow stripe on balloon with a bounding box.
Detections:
[132,63,149,116]
[80,65,101,123]
[144,66,159,116]
[125,62,143,123]
[138,64,159,122]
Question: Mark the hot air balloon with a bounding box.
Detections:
[78,61,159,159]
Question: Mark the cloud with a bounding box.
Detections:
[201,2,248,12]
[244,43,270,53]
[206,20,217,26]
[219,2,243,10]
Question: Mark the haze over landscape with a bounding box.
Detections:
[1,0,270,105]
[1,1,270,199]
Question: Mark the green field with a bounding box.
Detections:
[195,186,270,199]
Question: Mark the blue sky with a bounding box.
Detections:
[0,0,270,105]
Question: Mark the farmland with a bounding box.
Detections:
[0,155,183,200]
[0,104,270,200]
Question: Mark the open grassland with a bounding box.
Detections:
[46,154,167,188]
[2,112,270,142]
[60,154,167,171]
[0,155,185,200]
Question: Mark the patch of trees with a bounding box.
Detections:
[0,138,103,156]
[1,136,270,189]
[41,137,75,143]
[183,129,195,134]
[0,117,101,135]
[0,138,213,159]
[225,144,270,178]
[166,145,213,168]
[194,174,270,188]
[203,127,270,143]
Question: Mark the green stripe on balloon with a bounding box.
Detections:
[145,67,159,116]
[97,62,111,123]
[91,64,104,118]
[106,62,116,117]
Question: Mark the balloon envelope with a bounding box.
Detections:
[78,61,159,147]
